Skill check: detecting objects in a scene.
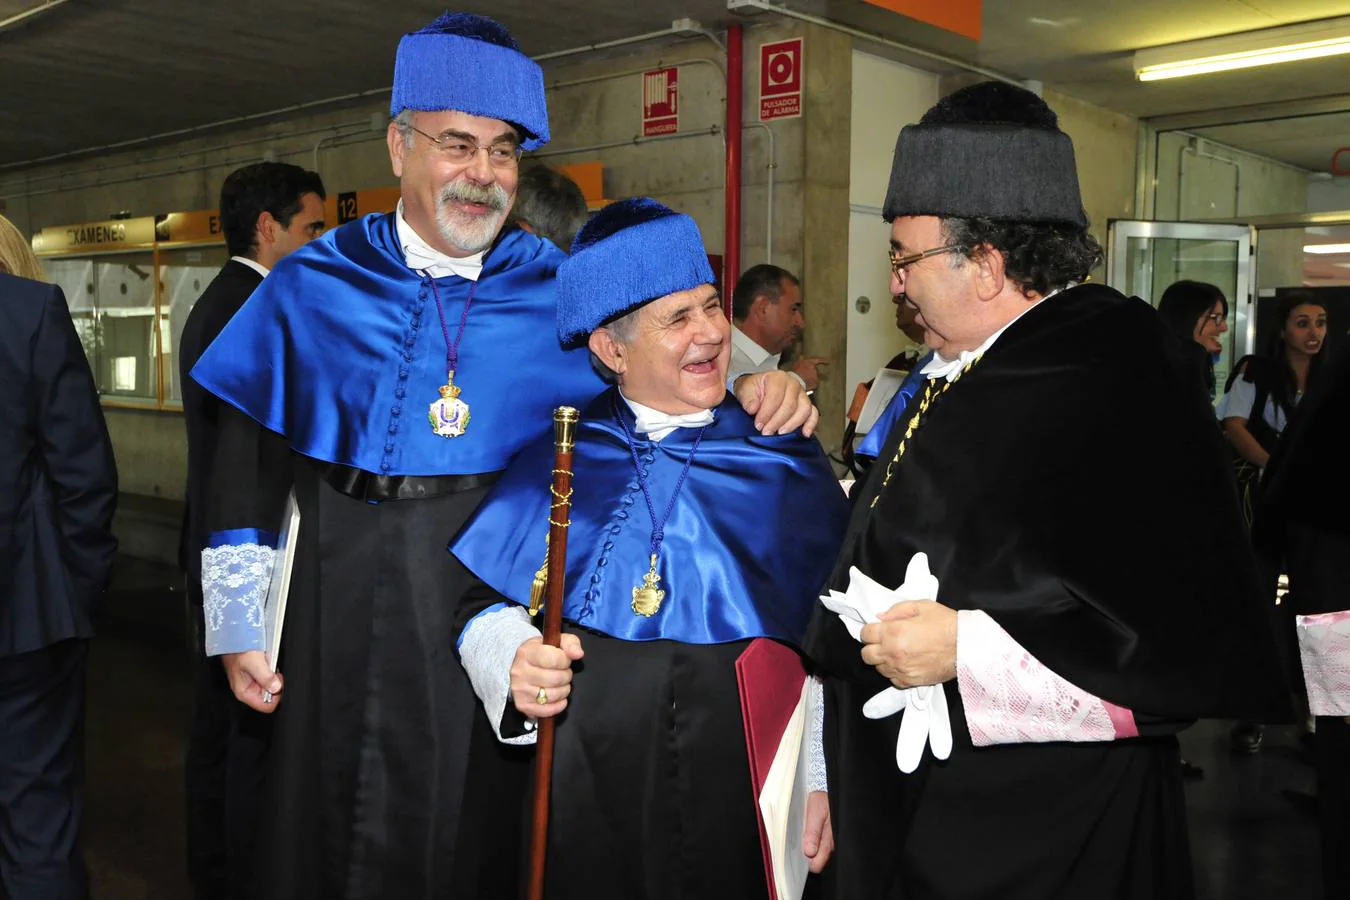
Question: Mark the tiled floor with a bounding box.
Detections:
[83,556,1323,899]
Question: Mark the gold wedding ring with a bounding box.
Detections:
[536,686,548,704]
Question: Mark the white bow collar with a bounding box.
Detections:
[621,394,715,442]
[395,200,484,282]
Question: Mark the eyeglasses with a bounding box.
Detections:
[1205,312,1228,325]
[888,244,964,276]
[404,124,523,169]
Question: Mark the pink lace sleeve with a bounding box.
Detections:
[1296,610,1350,717]
[956,610,1137,747]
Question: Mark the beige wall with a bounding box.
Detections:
[1154,132,1308,289]
[845,53,939,398]
[1044,88,1138,265]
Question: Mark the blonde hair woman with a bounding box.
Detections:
[0,213,45,280]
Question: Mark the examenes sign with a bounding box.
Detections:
[759,38,803,121]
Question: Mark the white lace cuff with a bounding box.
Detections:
[459,603,541,745]
[956,609,1136,746]
[806,676,827,792]
[201,542,274,656]
[1297,610,1350,717]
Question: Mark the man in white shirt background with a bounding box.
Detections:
[729,263,829,390]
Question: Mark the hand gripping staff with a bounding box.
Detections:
[526,406,579,900]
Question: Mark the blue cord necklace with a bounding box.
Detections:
[614,396,708,617]
[425,276,477,437]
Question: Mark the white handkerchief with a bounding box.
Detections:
[818,554,951,773]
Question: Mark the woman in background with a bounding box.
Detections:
[1220,292,1329,755]
[0,212,118,898]
[1222,292,1329,475]
[0,213,46,279]
[1158,279,1229,403]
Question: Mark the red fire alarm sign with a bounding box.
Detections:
[642,67,679,136]
[759,39,803,121]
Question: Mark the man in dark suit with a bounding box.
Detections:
[178,162,324,900]
[0,268,118,900]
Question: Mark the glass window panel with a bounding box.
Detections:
[160,246,229,404]
[1125,235,1241,390]
[42,258,100,382]
[94,252,158,402]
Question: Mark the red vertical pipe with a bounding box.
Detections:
[724,23,743,306]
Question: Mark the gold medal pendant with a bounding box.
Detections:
[428,370,471,437]
[631,553,665,617]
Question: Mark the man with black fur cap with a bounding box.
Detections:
[806,81,1290,898]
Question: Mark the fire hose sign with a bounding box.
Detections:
[643,67,679,136]
[760,39,803,121]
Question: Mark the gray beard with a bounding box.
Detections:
[435,181,510,254]
[435,204,505,254]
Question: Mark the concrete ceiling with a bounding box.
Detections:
[1192,112,1350,173]
[4,0,1350,171]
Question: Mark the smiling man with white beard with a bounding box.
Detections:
[186,12,818,900]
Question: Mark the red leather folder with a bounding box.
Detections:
[736,637,808,900]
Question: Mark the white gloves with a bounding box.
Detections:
[819,554,952,774]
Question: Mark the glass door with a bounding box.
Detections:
[1107,220,1256,391]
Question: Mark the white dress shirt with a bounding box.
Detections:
[728,324,807,389]
[230,256,270,279]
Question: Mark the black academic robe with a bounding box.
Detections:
[207,408,530,900]
[193,223,603,900]
[179,258,262,582]
[177,258,269,899]
[499,625,767,900]
[806,284,1291,900]
[1254,346,1350,900]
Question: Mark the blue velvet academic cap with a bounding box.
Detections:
[557,198,716,345]
[391,12,550,150]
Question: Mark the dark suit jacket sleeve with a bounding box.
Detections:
[33,284,118,598]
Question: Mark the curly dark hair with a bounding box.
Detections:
[938,216,1102,296]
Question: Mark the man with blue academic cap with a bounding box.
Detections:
[188,13,816,900]
[451,198,850,900]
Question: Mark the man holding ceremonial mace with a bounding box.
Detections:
[451,198,851,900]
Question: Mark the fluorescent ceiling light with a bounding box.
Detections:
[1135,16,1350,81]
[1303,243,1350,254]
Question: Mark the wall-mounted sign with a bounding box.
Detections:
[759,39,803,122]
[32,186,403,258]
[642,67,680,137]
[154,210,223,244]
[32,216,157,254]
[326,186,400,225]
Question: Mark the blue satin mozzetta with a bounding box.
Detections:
[190,214,604,477]
[206,527,278,549]
[451,388,850,646]
[855,353,932,461]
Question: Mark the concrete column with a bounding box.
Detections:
[797,23,852,454]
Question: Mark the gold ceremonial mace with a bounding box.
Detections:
[527,406,579,900]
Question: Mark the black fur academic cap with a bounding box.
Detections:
[882,81,1088,227]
